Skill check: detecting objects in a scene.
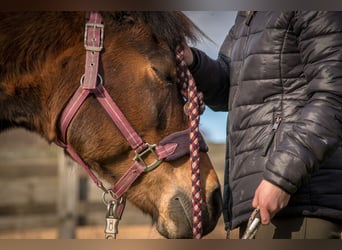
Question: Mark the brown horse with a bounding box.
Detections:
[0,11,222,238]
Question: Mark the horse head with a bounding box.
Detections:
[0,11,222,238]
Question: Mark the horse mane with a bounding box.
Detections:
[0,11,204,83]
[105,11,204,50]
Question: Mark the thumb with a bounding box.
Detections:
[182,42,194,66]
[252,186,259,208]
[252,195,258,208]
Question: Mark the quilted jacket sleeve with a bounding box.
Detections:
[264,11,342,194]
[189,31,231,111]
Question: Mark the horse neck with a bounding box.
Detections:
[0,63,78,141]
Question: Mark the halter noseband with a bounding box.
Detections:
[55,12,207,239]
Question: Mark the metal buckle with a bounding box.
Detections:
[104,196,126,239]
[84,22,104,51]
[133,143,162,172]
[79,73,103,86]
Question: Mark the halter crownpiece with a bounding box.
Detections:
[55,11,207,239]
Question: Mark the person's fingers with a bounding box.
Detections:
[182,42,194,66]
[252,180,291,225]
[253,188,270,225]
[259,206,271,225]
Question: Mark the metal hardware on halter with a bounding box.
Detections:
[104,196,126,239]
[102,189,117,206]
[241,208,261,239]
[79,73,103,86]
[84,22,104,51]
[133,143,162,172]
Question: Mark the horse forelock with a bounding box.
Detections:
[105,11,202,51]
[0,11,201,82]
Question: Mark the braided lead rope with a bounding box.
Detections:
[176,46,205,239]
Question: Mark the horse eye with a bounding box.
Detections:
[165,75,175,85]
[151,66,174,86]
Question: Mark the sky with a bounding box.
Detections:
[183,11,236,143]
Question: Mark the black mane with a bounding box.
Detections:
[106,11,203,50]
[0,12,204,83]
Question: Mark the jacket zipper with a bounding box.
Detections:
[262,116,282,156]
[245,11,256,26]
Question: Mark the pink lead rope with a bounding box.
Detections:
[176,46,205,239]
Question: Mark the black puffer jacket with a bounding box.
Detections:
[190,11,342,230]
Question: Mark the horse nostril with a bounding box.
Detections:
[174,196,192,228]
[198,187,222,236]
[162,191,193,238]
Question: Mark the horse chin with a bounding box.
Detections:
[155,188,222,239]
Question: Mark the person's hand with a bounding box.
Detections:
[182,42,194,66]
[252,179,290,225]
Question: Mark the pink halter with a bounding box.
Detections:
[55,12,207,239]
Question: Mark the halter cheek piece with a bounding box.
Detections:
[54,12,207,239]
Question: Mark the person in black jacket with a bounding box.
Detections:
[184,11,342,239]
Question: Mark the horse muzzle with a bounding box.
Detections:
[156,187,222,239]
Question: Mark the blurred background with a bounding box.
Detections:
[0,11,236,239]
[184,11,235,144]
